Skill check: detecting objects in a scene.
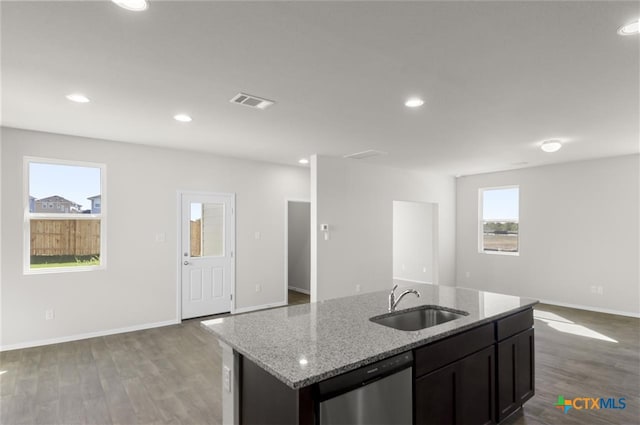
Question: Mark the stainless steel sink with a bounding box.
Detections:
[370,306,469,331]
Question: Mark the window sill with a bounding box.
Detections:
[24,265,106,275]
[479,250,519,257]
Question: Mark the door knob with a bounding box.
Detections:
[184,260,189,265]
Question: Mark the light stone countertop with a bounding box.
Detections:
[201,284,538,389]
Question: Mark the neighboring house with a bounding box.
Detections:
[87,195,101,214]
[29,196,35,213]
[34,195,82,213]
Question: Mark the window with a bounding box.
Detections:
[479,186,519,254]
[25,158,106,273]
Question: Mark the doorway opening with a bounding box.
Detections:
[285,200,311,306]
[392,201,438,287]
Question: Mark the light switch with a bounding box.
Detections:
[155,233,165,243]
[254,231,261,240]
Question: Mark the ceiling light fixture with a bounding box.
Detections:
[298,158,309,165]
[404,98,424,108]
[66,93,90,103]
[173,114,192,123]
[618,19,640,35]
[540,140,562,153]
[112,0,149,11]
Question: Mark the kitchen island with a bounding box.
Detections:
[202,284,538,425]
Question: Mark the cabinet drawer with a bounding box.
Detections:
[415,323,494,378]
[496,308,533,341]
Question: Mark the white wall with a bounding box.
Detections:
[393,201,436,284]
[456,155,640,316]
[287,201,310,294]
[311,155,456,302]
[0,127,309,349]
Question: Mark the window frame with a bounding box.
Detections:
[478,185,520,256]
[23,156,107,274]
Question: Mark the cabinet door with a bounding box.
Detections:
[415,362,457,425]
[497,333,518,420]
[497,329,535,421]
[516,328,535,404]
[457,346,495,425]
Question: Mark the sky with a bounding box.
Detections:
[483,187,519,220]
[29,163,101,210]
[191,203,202,221]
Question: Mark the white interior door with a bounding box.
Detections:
[181,192,234,319]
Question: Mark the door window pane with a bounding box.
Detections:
[190,202,225,257]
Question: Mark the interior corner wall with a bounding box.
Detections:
[456,154,640,316]
[312,155,456,302]
[0,127,309,349]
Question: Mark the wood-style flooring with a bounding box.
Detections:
[505,304,639,425]
[288,289,310,306]
[1,300,637,425]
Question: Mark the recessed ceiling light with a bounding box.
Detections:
[112,0,149,11]
[540,140,562,153]
[66,93,90,103]
[618,19,640,36]
[404,98,424,108]
[298,158,309,165]
[173,114,192,123]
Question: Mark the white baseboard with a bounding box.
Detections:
[234,301,287,315]
[393,277,433,285]
[0,319,180,352]
[288,286,310,295]
[537,299,640,318]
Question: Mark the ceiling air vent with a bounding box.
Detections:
[230,93,275,110]
[344,150,388,160]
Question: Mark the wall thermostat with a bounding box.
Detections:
[320,224,329,231]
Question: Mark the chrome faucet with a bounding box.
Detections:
[388,284,421,312]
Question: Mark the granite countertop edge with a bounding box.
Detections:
[203,300,538,390]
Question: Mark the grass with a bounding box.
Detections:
[30,255,100,269]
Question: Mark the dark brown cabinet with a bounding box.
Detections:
[458,346,495,425]
[414,308,534,425]
[497,328,535,421]
[415,361,456,425]
[415,346,495,425]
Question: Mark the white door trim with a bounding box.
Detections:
[176,190,236,321]
[284,198,310,304]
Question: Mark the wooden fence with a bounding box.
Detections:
[30,219,100,256]
[190,219,201,257]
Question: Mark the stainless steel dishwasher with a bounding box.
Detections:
[317,352,413,425]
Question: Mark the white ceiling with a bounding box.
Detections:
[2,1,638,176]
